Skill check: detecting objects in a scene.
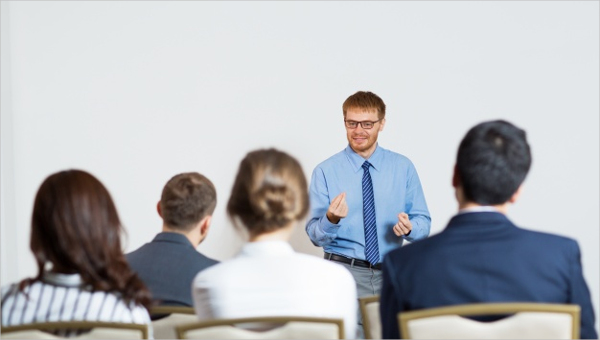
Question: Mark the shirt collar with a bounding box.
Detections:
[458,206,503,215]
[43,271,85,288]
[344,143,382,173]
[239,241,295,257]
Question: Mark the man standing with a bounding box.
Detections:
[127,172,218,307]
[306,91,431,299]
[380,120,597,339]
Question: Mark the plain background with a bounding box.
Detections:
[1,0,598,331]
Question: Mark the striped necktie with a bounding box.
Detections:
[362,161,380,265]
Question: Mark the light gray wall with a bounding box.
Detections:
[1,1,598,330]
[1,0,18,287]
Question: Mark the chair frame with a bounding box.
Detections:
[398,302,581,339]
[148,305,198,339]
[0,321,149,339]
[176,316,345,339]
[149,306,196,315]
[359,295,380,339]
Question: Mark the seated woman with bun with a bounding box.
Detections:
[1,170,152,337]
[192,148,357,338]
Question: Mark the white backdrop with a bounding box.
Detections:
[1,1,598,330]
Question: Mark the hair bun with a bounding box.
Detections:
[227,148,309,235]
[251,184,298,222]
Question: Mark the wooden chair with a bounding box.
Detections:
[398,302,580,339]
[0,321,149,339]
[176,316,345,339]
[149,306,198,339]
[359,295,381,339]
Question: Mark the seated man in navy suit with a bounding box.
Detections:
[380,120,597,339]
[127,172,218,307]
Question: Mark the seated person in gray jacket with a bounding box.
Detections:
[127,172,218,307]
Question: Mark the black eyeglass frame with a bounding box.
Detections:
[344,119,383,129]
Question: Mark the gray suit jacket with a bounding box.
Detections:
[127,232,218,307]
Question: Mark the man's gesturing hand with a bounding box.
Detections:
[393,212,412,237]
[326,192,348,224]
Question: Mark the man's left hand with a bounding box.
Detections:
[393,212,412,237]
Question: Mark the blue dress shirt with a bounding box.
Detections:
[306,144,431,263]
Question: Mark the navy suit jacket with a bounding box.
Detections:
[380,212,597,339]
[126,232,218,307]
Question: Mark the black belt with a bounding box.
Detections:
[324,252,382,270]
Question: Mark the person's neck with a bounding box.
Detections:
[48,265,77,275]
[162,225,200,247]
[249,225,294,242]
[458,201,509,214]
[352,145,377,159]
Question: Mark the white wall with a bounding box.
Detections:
[1,1,598,329]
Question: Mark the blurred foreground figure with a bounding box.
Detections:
[380,120,597,339]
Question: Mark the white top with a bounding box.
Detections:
[192,241,358,338]
[1,272,152,337]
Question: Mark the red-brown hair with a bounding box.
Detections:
[25,169,151,308]
[342,91,386,119]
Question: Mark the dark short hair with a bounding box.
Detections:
[457,120,532,205]
[342,91,386,119]
[160,172,217,231]
[29,170,151,308]
[227,148,309,236]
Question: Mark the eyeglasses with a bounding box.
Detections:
[344,119,382,129]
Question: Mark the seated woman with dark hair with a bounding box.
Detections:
[192,148,357,338]
[1,170,152,337]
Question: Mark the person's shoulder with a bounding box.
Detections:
[294,253,355,280]
[1,282,19,299]
[516,227,579,249]
[192,257,241,286]
[112,293,151,320]
[378,146,414,165]
[293,252,333,265]
[125,237,158,259]
[125,244,146,259]
[125,242,162,268]
[191,251,220,267]
[314,148,348,170]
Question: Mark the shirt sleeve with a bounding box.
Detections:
[567,240,597,339]
[305,167,341,246]
[402,163,431,242]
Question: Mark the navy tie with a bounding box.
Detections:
[362,161,380,265]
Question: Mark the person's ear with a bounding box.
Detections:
[156,201,163,218]
[198,215,212,243]
[508,185,523,204]
[378,118,386,132]
[452,164,460,188]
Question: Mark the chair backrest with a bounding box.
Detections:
[399,302,581,339]
[0,321,149,339]
[149,306,198,339]
[176,316,345,339]
[359,295,381,339]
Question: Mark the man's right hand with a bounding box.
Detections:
[326,192,348,224]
